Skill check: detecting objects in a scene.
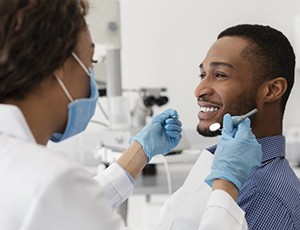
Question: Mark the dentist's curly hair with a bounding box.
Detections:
[218,24,295,116]
[0,0,89,102]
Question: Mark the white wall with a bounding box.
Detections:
[85,0,300,130]
[108,0,300,130]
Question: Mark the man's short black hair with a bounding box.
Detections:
[218,24,295,116]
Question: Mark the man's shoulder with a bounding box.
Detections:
[239,157,300,211]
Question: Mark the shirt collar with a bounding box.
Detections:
[0,104,36,143]
[206,135,285,163]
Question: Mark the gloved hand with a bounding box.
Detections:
[129,109,182,162]
[205,113,262,191]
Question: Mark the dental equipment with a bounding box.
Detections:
[209,108,258,132]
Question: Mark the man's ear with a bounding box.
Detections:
[260,77,287,103]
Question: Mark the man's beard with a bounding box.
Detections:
[197,125,221,137]
[196,89,257,137]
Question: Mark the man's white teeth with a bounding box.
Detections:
[200,107,219,112]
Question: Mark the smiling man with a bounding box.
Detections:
[155,24,300,230]
[196,38,257,138]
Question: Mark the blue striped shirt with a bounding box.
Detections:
[208,135,300,230]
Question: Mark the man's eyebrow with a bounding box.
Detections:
[199,62,234,69]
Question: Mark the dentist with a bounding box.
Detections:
[0,0,261,229]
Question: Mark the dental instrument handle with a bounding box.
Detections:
[232,108,258,126]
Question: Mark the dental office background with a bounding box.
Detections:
[49,0,300,173]
[48,0,300,228]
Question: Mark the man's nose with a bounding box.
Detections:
[194,77,214,99]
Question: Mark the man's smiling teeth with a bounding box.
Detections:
[200,107,219,112]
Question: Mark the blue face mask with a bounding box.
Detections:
[51,52,99,142]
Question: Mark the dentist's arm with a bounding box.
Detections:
[117,141,147,179]
[205,113,262,192]
[199,113,262,230]
[95,109,182,208]
[118,108,182,177]
[212,179,238,201]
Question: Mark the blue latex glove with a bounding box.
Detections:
[205,113,262,191]
[129,109,182,162]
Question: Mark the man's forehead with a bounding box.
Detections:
[200,37,248,69]
[210,37,247,55]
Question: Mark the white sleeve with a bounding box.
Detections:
[93,162,135,209]
[21,166,130,230]
[198,189,248,230]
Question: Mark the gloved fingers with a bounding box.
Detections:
[235,118,253,140]
[166,130,181,137]
[169,109,179,118]
[165,117,182,126]
[222,114,237,137]
[166,130,182,138]
[152,109,178,123]
[165,124,182,132]
[165,118,182,129]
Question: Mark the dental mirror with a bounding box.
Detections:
[209,108,258,132]
[209,123,221,132]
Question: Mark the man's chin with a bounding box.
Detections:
[196,126,220,137]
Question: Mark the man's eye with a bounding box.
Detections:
[92,59,98,64]
[215,72,226,78]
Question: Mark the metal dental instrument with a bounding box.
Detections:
[209,108,258,132]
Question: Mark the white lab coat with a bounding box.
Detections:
[0,104,247,230]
